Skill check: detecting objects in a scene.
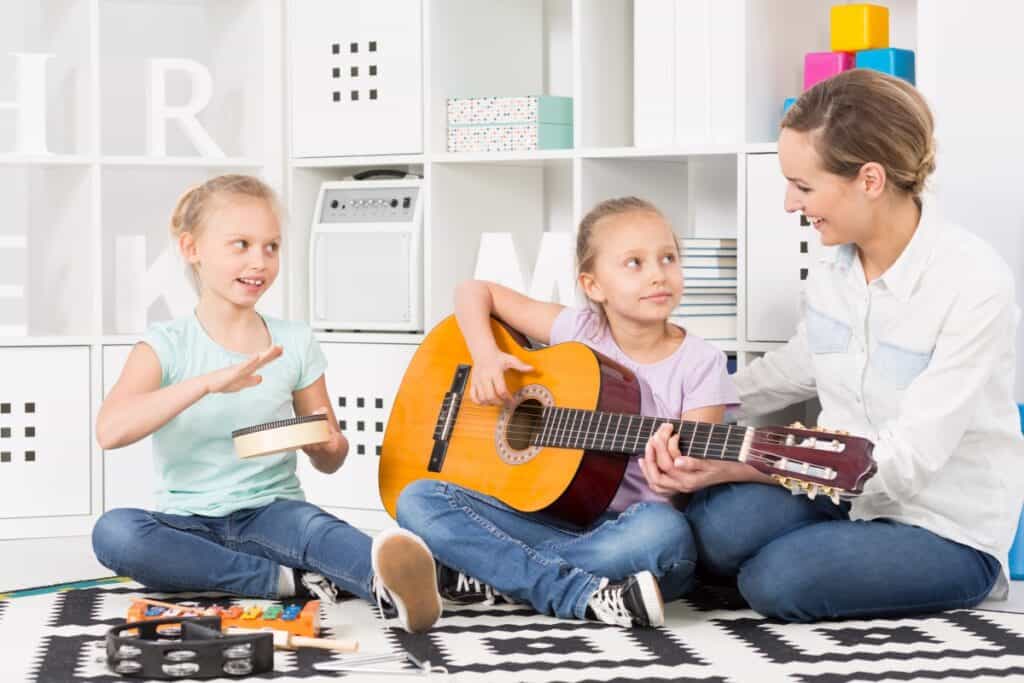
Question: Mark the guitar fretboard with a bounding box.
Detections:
[532,407,747,461]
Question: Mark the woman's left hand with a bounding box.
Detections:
[301,407,348,469]
[638,422,764,495]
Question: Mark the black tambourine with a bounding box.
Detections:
[106,616,273,679]
[231,414,331,459]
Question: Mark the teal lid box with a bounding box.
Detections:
[447,95,573,152]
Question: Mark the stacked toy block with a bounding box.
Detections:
[783,4,915,116]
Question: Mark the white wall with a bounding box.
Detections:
[918,0,1024,400]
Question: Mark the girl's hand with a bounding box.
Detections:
[470,350,534,405]
[205,345,283,394]
[638,422,763,495]
[301,407,347,462]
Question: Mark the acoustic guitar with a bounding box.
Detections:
[379,316,876,528]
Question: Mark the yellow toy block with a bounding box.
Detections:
[830,4,889,52]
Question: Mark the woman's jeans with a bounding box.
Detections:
[687,483,1002,622]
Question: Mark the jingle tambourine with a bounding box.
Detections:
[106,616,273,679]
[232,414,331,459]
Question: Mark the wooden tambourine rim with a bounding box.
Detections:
[232,415,331,459]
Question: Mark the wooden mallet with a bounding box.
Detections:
[228,627,359,653]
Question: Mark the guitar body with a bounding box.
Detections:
[380,315,639,527]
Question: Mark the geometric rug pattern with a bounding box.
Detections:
[386,585,1024,683]
[3,581,1024,682]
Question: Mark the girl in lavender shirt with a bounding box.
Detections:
[396,197,743,628]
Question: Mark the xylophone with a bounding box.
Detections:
[126,597,320,638]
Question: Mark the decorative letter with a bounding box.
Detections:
[146,58,225,158]
[473,232,576,305]
[0,53,53,155]
[114,236,197,333]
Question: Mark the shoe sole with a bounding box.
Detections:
[372,529,443,633]
[636,570,665,628]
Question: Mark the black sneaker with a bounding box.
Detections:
[371,529,443,634]
[585,570,664,628]
[437,564,510,605]
[295,570,343,605]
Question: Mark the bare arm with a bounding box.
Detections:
[96,342,282,450]
[454,280,564,405]
[292,375,348,474]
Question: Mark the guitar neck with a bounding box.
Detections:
[533,407,748,461]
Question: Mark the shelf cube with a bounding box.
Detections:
[856,48,916,85]
[830,4,889,52]
[804,51,855,90]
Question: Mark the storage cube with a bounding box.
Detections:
[804,51,855,90]
[856,48,916,85]
[830,4,889,52]
[447,96,573,153]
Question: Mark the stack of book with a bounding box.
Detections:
[672,237,737,340]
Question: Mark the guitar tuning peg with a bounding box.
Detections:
[806,484,819,500]
[787,421,807,430]
[828,489,842,505]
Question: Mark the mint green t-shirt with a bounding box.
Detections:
[142,313,327,516]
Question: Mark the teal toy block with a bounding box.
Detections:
[856,48,915,85]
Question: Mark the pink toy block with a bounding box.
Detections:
[803,51,855,91]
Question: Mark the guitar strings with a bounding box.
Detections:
[448,404,809,442]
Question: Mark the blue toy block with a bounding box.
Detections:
[855,48,916,85]
[783,97,797,115]
[1008,403,1024,579]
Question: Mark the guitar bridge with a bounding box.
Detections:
[428,364,471,472]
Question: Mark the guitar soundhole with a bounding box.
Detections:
[506,399,544,450]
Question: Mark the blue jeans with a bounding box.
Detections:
[687,483,1002,622]
[92,499,373,601]
[396,479,697,620]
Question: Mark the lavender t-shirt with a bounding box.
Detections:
[549,307,740,511]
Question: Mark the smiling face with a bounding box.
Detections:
[180,197,281,308]
[579,209,683,326]
[778,125,886,248]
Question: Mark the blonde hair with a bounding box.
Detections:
[170,174,281,288]
[575,196,676,334]
[781,68,936,204]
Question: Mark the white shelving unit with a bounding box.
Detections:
[0,0,284,543]
[0,0,922,550]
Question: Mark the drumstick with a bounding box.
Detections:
[227,627,358,652]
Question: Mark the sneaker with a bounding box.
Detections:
[585,570,664,628]
[371,528,443,633]
[437,564,509,605]
[296,570,343,605]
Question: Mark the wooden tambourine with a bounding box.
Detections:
[232,415,331,459]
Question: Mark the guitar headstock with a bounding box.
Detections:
[749,422,877,504]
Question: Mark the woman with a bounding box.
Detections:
[640,68,1023,622]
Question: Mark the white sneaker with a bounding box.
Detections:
[298,570,343,605]
[586,570,664,628]
[371,528,443,633]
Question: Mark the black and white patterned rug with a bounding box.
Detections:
[386,584,1024,682]
[3,580,1024,682]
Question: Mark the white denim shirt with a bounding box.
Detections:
[736,204,1024,598]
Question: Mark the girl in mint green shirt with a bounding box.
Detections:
[91,174,441,634]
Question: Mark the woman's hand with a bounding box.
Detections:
[469,350,534,405]
[301,407,348,467]
[204,345,283,394]
[638,422,766,495]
